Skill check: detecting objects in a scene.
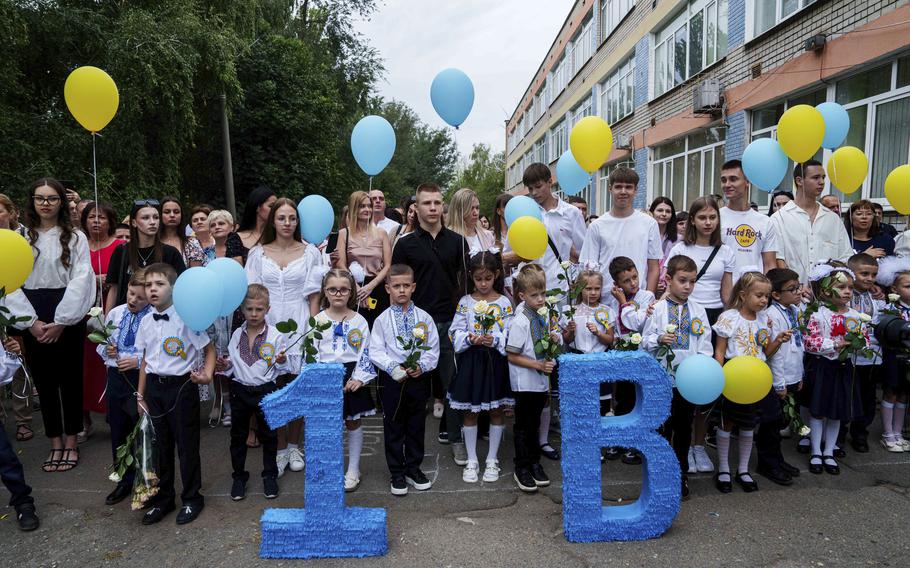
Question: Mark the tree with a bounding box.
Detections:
[450,143,505,218]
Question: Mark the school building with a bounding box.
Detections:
[504,0,910,216]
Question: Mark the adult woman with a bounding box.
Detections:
[4,179,94,472]
[845,199,895,258]
[447,188,495,254]
[189,204,215,265]
[79,202,125,439]
[479,215,491,231]
[105,200,187,310]
[237,185,278,253]
[392,196,417,248]
[767,191,794,217]
[159,196,205,268]
[208,209,245,265]
[245,198,322,476]
[337,191,391,327]
[649,197,679,260]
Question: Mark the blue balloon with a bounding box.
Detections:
[173,267,224,332]
[297,195,335,245]
[208,257,248,317]
[556,151,593,197]
[675,354,725,405]
[504,195,542,226]
[430,68,475,128]
[742,138,789,192]
[816,102,850,149]
[351,115,396,176]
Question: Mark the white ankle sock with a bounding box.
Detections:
[463,425,478,464]
[277,448,289,458]
[737,430,754,474]
[809,417,824,455]
[539,406,551,446]
[716,430,731,473]
[823,419,841,456]
[882,401,895,439]
[894,403,907,439]
[287,443,298,451]
[346,427,363,476]
[487,424,505,462]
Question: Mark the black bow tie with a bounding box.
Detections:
[153,313,169,322]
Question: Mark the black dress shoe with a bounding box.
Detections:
[823,457,840,475]
[540,444,560,461]
[16,504,39,532]
[735,472,759,492]
[106,483,132,506]
[681,476,690,499]
[142,503,176,525]
[176,502,204,525]
[797,437,810,454]
[833,447,846,459]
[779,461,800,477]
[756,466,793,486]
[714,473,732,494]
[602,447,621,461]
[621,450,642,465]
[851,439,870,453]
[808,455,823,475]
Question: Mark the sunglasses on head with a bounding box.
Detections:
[134,199,160,207]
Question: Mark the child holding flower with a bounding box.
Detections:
[570,269,616,418]
[448,252,514,483]
[875,257,910,452]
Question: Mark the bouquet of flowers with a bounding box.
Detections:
[473,300,499,335]
[614,332,643,351]
[276,314,332,365]
[130,414,159,510]
[86,306,117,346]
[397,325,430,372]
[654,324,678,373]
[533,304,562,367]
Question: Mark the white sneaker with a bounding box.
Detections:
[462,461,479,483]
[897,437,910,451]
[692,445,714,473]
[344,472,360,492]
[288,447,305,472]
[276,452,289,478]
[881,437,905,453]
[686,447,697,474]
[482,460,501,482]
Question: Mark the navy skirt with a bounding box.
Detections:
[342,361,376,421]
[801,355,862,421]
[881,350,909,396]
[448,346,514,413]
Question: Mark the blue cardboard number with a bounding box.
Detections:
[259,363,388,558]
[559,351,680,542]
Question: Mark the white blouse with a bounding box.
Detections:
[571,303,615,354]
[2,227,95,327]
[712,309,773,361]
[313,311,376,384]
[449,294,513,355]
[245,244,323,328]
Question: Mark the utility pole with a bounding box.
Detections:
[220,93,237,219]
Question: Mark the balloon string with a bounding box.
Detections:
[369,176,373,191]
[91,132,103,304]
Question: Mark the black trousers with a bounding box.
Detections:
[229,381,278,482]
[106,368,140,486]
[755,384,799,471]
[378,371,430,477]
[145,374,202,507]
[846,365,878,442]
[513,391,548,471]
[21,288,84,438]
[661,389,694,474]
[0,421,33,510]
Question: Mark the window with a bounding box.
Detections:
[553,56,569,98]
[598,159,636,213]
[600,56,636,125]
[550,119,567,162]
[651,128,726,210]
[574,19,595,73]
[601,0,634,42]
[653,0,728,97]
[751,0,818,39]
[571,97,593,128]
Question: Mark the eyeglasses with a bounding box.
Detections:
[326,287,352,296]
[134,199,160,207]
[781,286,802,294]
[32,195,62,206]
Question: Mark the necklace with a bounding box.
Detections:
[138,247,155,266]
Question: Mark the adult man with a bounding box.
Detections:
[718,159,778,281]
[392,183,468,464]
[566,196,588,223]
[771,160,853,285]
[872,202,898,238]
[820,194,842,216]
[502,163,586,293]
[370,190,401,236]
[579,167,662,298]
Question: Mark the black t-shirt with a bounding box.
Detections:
[106,243,187,306]
[851,232,895,257]
[391,225,467,323]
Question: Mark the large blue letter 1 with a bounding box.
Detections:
[259,363,387,558]
[559,351,680,542]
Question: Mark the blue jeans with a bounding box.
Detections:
[0,421,34,509]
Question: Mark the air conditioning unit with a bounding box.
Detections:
[614,134,632,150]
[693,79,723,115]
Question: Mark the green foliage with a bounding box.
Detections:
[451,143,505,217]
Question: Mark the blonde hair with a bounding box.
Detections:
[576,269,603,289]
[207,209,234,229]
[0,193,18,230]
[345,191,376,240]
[128,267,146,287]
[728,271,772,311]
[244,283,270,304]
[447,188,492,246]
[514,264,546,296]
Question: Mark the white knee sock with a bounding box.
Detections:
[894,403,907,439]
[716,430,731,474]
[823,419,841,456]
[539,406,551,447]
[463,425,478,464]
[809,417,824,456]
[882,401,895,439]
[345,427,364,476]
[737,430,754,474]
[487,424,506,462]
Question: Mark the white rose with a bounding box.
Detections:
[412,326,425,340]
[560,261,572,270]
[834,272,848,283]
[88,307,104,318]
[798,425,811,437]
[889,293,900,303]
[546,296,559,306]
[859,313,872,323]
[630,333,642,345]
[665,324,677,334]
[109,471,122,483]
[473,300,489,315]
[537,307,549,317]
[315,313,330,326]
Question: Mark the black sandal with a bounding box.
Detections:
[55,447,79,472]
[808,455,823,475]
[42,449,63,472]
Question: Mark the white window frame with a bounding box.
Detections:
[550,119,567,163]
[746,0,818,42]
[650,130,726,209]
[600,55,636,125]
[601,0,635,43]
[652,0,728,98]
[598,159,636,214]
[571,97,593,128]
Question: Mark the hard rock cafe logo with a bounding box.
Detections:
[728,224,760,247]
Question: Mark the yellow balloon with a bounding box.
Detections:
[777,104,825,163]
[0,229,34,295]
[569,116,614,173]
[885,165,910,215]
[507,216,548,260]
[827,146,868,194]
[722,356,772,405]
[64,66,119,133]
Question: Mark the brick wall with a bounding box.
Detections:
[724,111,748,161]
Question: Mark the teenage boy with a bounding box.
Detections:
[135,263,215,525]
[718,159,778,280]
[370,264,440,496]
[96,268,153,506]
[642,255,713,497]
[580,167,662,298]
[224,284,289,501]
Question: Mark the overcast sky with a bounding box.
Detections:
[354,0,573,157]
